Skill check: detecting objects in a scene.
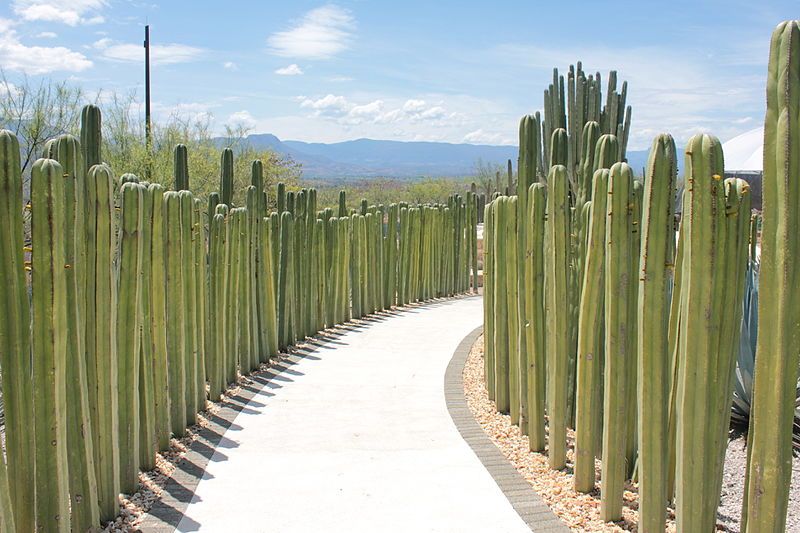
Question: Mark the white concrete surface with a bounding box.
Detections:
[176,296,529,533]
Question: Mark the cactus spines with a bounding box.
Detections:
[220,148,234,206]
[574,169,609,493]
[31,157,72,532]
[0,130,35,531]
[744,20,800,533]
[636,134,676,530]
[600,161,635,521]
[174,144,189,191]
[545,164,571,470]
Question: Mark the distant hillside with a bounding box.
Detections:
[237,134,518,179]
[230,133,680,179]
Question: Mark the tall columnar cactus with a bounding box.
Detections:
[174,143,189,191]
[31,157,72,532]
[744,20,800,533]
[593,134,620,173]
[506,196,521,426]
[601,162,635,521]
[117,182,144,495]
[50,134,102,530]
[526,184,547,452]
[138,184,157,471]
[674,134,747,531]
[492,198,510,413]
[338,190,347,217]
[86,163,121,520]
[278,211,293,350]
[574,169,609,492]
[483,202,495,400]
[80,104,102,175]
[193,197,208,407]
[261,214,279,356]
[0,130,35,532]
[545,165,571,470]
[179,191,198,424]
[636,135,676,531]
[226,207,241,383]
[220,148,234,206]
[164,191,187,437]
[148,184,171,450]
[625,180,643,480]
[549,128,568,169]
[209,212,227,398]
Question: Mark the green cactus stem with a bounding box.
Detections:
[220,148,234,206]
[31,157,72,532]
[743,20,800,533]
[636,135,676,531]
[600,162,634,522]
[174,144,189,191]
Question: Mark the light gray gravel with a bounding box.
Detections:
[717,433,800,532]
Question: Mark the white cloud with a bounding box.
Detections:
[227,110,257,130]
[12,0,107,26]
[0,22,92,74]
[297,94,468,129]
[101,42,205,65]
[36,31,57,38]
[275,63,303,76]
[463,128,513,145]
[268,5,354,60]
[223,61,238,71]
[92,37,112,49]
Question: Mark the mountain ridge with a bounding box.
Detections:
[230,133,660,179]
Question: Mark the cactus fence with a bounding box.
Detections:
[483,23,799,533]
[0,107,478,532]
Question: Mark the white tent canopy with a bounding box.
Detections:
[722,127,763,172]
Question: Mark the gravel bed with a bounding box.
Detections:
[464,335,800,533]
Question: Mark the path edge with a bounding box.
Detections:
[444,326,570,533]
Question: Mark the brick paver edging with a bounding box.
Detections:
[444,327,570,532]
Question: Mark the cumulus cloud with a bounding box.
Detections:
[36,31,57,38]
[223,61,238,71]
[0,19,92,74]
[12,0,106,26]
[227,110,257,130]
[275,63,303,76]
[268,5,354,60]
[99,40,205,65]
[297,95,465,128]
[463,128,513,145]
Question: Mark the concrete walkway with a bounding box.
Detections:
[150,296,533,532]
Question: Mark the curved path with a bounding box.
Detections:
[141,296,555,532]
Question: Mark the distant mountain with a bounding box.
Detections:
[232,133,680,180]
[237,134,518,179]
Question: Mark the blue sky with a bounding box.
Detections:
[0,0,795,149]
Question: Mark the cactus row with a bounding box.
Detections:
[0,103,480,531]
[480,47,800,529]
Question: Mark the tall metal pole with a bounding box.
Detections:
[144,24,152,180]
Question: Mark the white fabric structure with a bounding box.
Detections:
[723,127,763,171]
